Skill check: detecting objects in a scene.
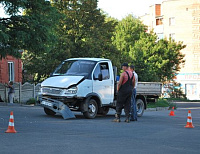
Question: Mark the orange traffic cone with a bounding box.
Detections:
[169,107,175,116]
[5,111,17,133]
[185,110,194,128]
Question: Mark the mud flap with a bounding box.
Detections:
[40,97,76,120]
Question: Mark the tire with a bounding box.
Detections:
[136,99,144,117]
[98,107,109,116]
[83,99,98,119]
[44,107,56,116]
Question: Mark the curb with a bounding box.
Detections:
[147,107,169,111]
[146,108,156,111]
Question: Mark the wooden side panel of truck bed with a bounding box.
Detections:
[137,82,162,96]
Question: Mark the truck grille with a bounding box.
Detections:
[42,87,63,95]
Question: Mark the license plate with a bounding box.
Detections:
[41,101,53,107]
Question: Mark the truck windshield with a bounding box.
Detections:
[53,60,96,79]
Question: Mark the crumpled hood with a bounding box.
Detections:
[41,76,84,88]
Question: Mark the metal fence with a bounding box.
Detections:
[0,82,41,104]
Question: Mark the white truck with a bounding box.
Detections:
[39,58,162,119]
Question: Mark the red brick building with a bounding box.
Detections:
[0,55,22,83]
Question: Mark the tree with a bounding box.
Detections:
[129,32,157,81]
[53,0,119,58]
[112,15,147,64]
[22,0,120,83]
[0,0,61,59]
[130,33,186,82]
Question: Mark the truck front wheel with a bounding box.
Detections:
[44,107,56,116]
[83,99,98,119]
[137,99,144,117]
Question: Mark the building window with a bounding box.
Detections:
[169,33,175,40]
[156,18,163,26]
[8,62,14,81]
[169,17,175,26]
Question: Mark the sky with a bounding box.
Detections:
[1,0,164,19]
[98,0,164,19]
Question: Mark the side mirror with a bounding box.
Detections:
[98,73,103,81]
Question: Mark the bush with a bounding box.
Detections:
[26,98,36,105]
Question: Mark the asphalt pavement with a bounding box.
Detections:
[0,102,200,154]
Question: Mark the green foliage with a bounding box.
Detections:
[147,98,177,109]
[147,98,169,108]
[53,0,119,59]
[22,0,120,83]
[0,0,61,59]
[26,98,36,105]
[130,34,186,81]
[129,32,158,81]
[112,15,147,64]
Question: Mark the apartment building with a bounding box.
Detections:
[140,0,200,100]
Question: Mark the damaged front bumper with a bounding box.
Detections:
[40,97,76,119]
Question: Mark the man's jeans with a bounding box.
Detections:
[131,88,137,120]
[9,93,14,103]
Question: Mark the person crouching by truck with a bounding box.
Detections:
[113,63,135,123]
[129,65,138,121]
[5,81,15,104]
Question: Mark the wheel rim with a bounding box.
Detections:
[89,103,96,116]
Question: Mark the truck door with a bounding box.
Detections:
[92,62,114,105]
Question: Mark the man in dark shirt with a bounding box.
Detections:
[113,63,135,123]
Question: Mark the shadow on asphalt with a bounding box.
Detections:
[38,113,121,120]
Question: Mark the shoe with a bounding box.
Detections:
[112,118,121,122]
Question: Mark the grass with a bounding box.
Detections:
[147,98,169,108]
[26,98,36,105]
[147,98,179,109]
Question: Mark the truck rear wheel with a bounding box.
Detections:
[44,107,56,116]
[83,99,98,119]
[137,99,144,117]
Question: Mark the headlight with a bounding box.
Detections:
[64,87,78,94]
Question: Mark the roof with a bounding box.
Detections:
[65,57,110,62]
